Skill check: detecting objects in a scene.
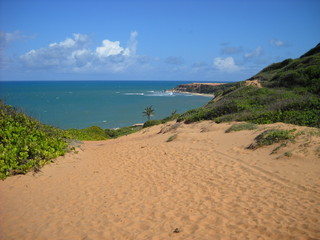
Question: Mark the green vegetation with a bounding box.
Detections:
[247,129,295,150]
[177,43,320,128]
[105,125,142,138]
[143,119,162,128]
[0,100,144,179]
[174,82,241,96]
[252,43,320,94]
[67,125,143,140]
[2,44,319,179]
[66,126,108,141]
[225,123,258,133]
[142,106,155,120]
[284,151,293,157]
[0,100,69,179]
[143,112,181,128]
[166,134,178,142]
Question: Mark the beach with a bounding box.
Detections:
[1,121,319,240]
[168,82,226,97]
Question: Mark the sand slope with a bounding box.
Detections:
[1,121,320,240]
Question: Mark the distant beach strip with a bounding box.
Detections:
[167,82,226,97]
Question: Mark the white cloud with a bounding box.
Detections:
[19,31,143,73]
[1,31,33,69]
[270,39,285,47]
[244,47,263,58]
[123,31,138,56]
[0,30,31,44]
[96,39,124,57]
[49,33,89,48]
[213,57,240,72]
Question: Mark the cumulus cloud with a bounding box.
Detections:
[96,40,124,57]
[19,31,142,73]
[213,57,240,72]
[244,47,263,59]
[20,33,91,69]
[269,39,285,47]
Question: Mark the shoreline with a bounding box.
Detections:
[166,90,215,97]
[167,82,226,98]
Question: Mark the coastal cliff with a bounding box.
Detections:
[177,43,320,127]
[171,83,225,94]
[170,82,242,98]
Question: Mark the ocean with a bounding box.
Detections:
[0,81,213,129]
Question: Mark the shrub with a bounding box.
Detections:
[161,113,181,123]
[66,126,108,141]
[0,101,69,179]
[247,129,295,149]
[260,58,293,73]
[105,126,142,138]
[143,120,162,128]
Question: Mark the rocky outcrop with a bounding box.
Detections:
[171,83,225,94]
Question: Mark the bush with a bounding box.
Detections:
[260,58,293,73]
[0,101,69,179]
[105,126,142,138]
[247,129,295,149]
[66,126,108,141]
[143,120,162,128]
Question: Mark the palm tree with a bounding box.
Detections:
[142,106,155,120]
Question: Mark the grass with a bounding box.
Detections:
[166,134,178,142]
[271,142,288,154]
[284,151,293,157]
[247,129,295,150]
[225,122,258,133]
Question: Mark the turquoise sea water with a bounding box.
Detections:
[0,81,213,129]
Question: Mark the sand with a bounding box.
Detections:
[1,121,320,240]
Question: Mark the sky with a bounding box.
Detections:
[0,0,319,82]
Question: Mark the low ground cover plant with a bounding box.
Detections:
[225,123,258,133]
[0,101,69,179]
[247,129,295,150]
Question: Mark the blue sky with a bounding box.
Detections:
[0,0,319,81]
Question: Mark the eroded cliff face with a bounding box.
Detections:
[171,83,225,94]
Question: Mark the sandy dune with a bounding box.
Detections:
[1,121,319,240]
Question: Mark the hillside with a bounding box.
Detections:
[249,43,320,94]
[170,82,226,95]
[176,43,320,127]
